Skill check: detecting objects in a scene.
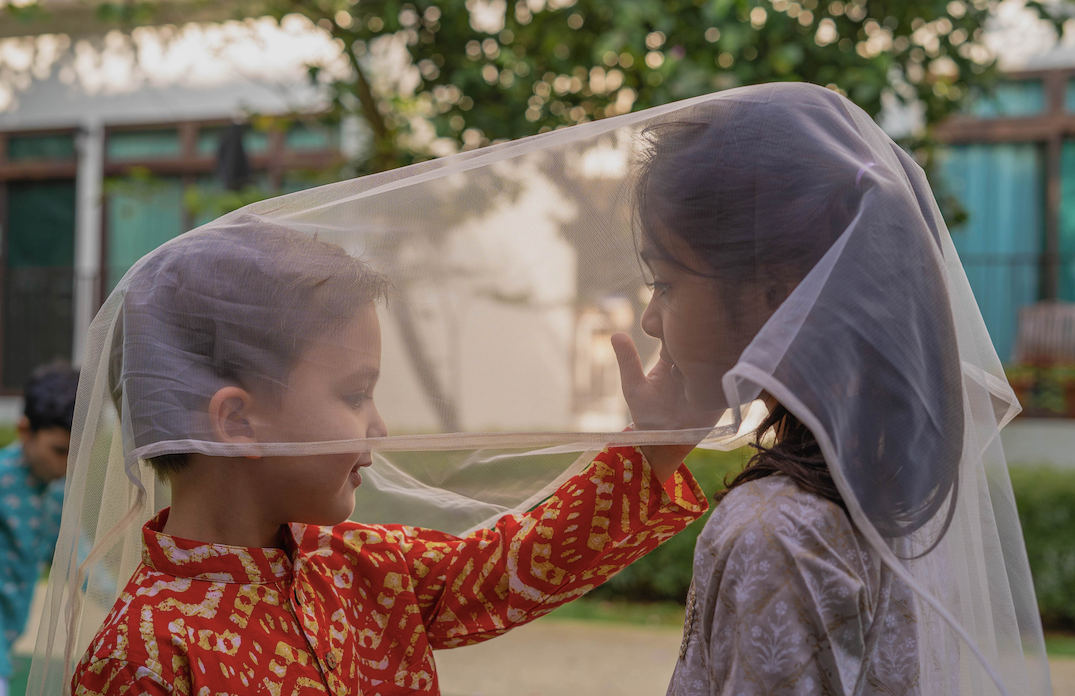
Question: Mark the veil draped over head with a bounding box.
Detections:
[32,82,1049,696]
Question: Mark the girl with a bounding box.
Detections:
[613,83,1050,696]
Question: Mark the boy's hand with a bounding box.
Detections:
[611,333,721,483]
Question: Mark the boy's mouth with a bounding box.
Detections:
[350,456,372,478]
[349,461,368,487]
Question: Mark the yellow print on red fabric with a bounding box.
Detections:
[73,446,707,696]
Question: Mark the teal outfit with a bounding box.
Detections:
[0,443,63,678]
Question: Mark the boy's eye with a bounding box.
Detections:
[344,393,372,408]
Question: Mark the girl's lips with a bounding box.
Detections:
[662,352,683,382]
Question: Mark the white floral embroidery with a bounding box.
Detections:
[667,477,924,696]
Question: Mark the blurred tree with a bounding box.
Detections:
[242,0,1049,175]
[0,0,1050,429]
[1,0,1053,175]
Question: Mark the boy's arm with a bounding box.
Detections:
[405,445,707,648]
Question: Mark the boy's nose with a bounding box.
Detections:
[368,407,388,438]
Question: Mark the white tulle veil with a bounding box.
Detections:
[29,82,1050,696]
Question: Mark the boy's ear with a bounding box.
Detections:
[15,416,32,446]
[207,387,257,445]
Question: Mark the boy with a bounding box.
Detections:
[0,363,78,695]
[71,220,709,695]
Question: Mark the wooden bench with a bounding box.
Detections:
[1014,302,1075,365]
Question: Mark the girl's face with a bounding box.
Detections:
[246,303,388,526]
[639,226,771,412]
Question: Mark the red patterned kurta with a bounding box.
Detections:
[74,446,706,695]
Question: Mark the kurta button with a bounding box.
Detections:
[325,652,337,671]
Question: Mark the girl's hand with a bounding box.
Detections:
[611,333,719,431]
[611,333,721,482]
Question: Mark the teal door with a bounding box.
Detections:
[105,177,185,290]
[3,181,76,389]
[942,143,1044,363]
[1056,141,1075,303]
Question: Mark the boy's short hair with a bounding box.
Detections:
[24,362,80,433]
[108,215,390,479]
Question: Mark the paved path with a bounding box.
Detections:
[436,618,1075,696]
[13,582,1075,695]
[436,620,682,696]
[1054,660,1075,696]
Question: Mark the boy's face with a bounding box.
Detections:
[250,302,387,526]
[17,420,71,483]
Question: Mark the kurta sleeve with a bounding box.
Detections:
[405,445,707,648]
[669,477,900,696]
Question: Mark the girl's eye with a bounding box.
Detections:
[647,281,672,297]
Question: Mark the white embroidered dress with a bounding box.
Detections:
[668,476,922,696]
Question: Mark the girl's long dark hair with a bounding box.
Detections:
[714,403,842,510]
[635,95,962,552]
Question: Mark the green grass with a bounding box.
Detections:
[1046,633,1075,658]
[0,425,16,448]
[546,597,685,628]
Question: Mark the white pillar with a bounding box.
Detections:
[72,120,104,366]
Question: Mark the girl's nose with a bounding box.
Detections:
[640,295,662,340]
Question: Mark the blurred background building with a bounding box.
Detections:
[0,1,1073,431]
[0,0,1074,433]
[1,2,1075,695]
[0,7,351,407]
[0,0,1061,426]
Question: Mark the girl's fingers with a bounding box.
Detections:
[611,333,645,395]
[647,356,674,380]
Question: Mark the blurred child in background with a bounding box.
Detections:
[0,362,78,696]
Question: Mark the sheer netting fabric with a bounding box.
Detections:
[31,82,1049,696]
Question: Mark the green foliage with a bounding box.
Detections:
[102,167,174,198]
[183,184,282,223]
[1005,365,1075,417]
[256,0,1031,173]
[105,168,335,228]
[0,1,51,24]
[93,1,165,25]
[1009,466,1075,629]
[3,0,1060,176]
[587,447,750,602]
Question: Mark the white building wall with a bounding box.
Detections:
[0,18,343,419]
